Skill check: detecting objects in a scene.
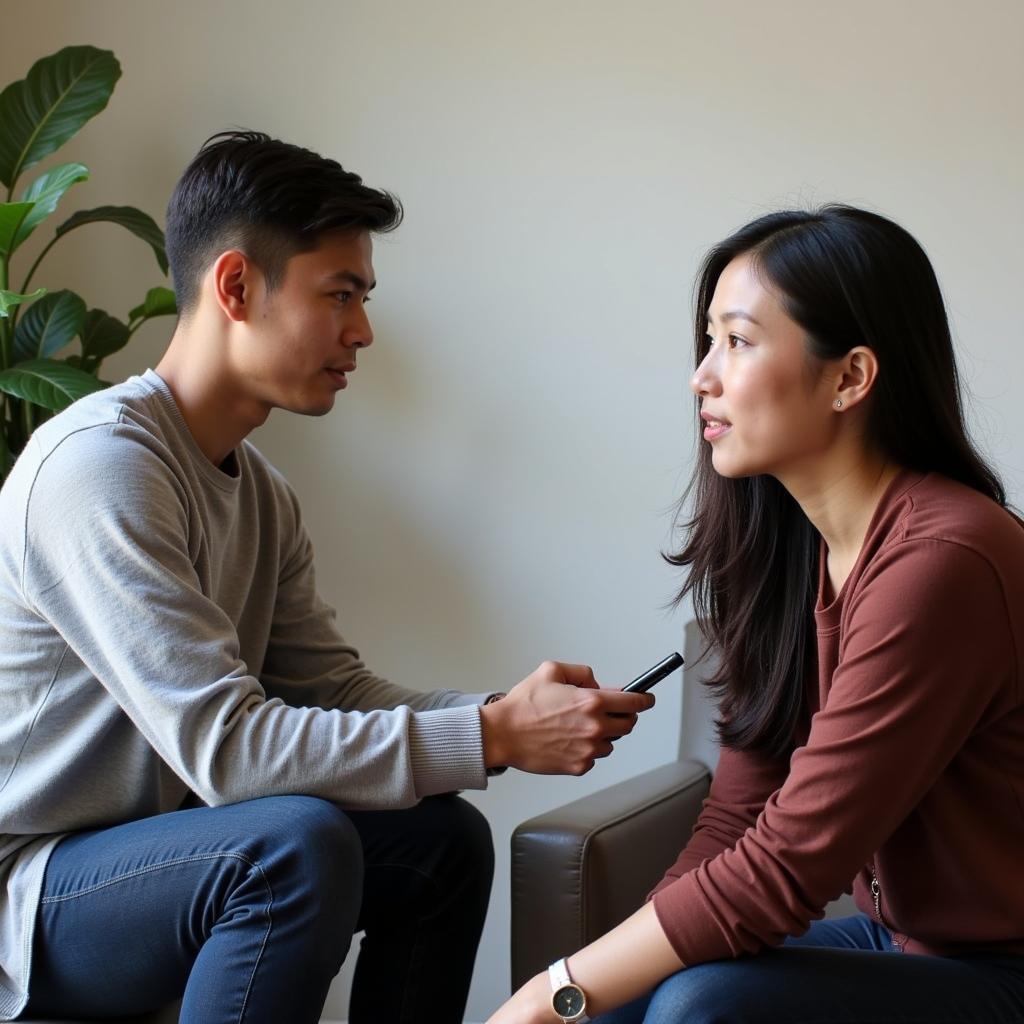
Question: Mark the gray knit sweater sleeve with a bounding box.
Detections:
[0,374,502,1019]
[20,404,488,812]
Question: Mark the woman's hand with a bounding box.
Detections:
[486,903,684,1022]
[484,971,554,1024]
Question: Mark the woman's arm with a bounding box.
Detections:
[487,902,683,1024]
[491,534,1017,1020]
[647,740,790,898]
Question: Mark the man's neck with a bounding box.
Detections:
[155,326,271,469]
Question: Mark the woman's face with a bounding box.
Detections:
[690,255,839,481]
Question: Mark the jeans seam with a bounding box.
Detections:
[236,858,273,1024]
[40,849,274,1024]
[41,851,260,903]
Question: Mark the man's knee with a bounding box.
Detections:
[237,796,364,915]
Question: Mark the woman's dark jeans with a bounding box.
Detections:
[593,913,1024,1024]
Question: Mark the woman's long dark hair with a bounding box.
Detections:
[668,205,1005,758]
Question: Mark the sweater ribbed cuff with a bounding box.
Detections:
[408,704,488,798]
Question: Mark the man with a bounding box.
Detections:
[0,132,652,1024]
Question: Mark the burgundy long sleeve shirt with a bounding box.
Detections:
[650,470,1024,964]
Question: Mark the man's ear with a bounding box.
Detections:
[834,346,879,410]
[210,250,257,323]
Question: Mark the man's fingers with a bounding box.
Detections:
[598,688,655,713]
[602,713,639,739]
[556,662,600,689]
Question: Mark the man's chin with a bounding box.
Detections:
[280,394,336,418]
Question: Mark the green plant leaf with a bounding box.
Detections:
[80,308,131,360]
[0,287,46,317]
[0,46,120,191]
[14,162,89,248]
[129,286,177,322]
[14,289,86,361]
[0,358,104,411]
[0,202,34,257]
[55,205,168,274]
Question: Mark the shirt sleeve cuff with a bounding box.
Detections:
[408,704,489,797]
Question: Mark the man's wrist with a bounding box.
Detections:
[483,693,508,776]
[480,694,511,769]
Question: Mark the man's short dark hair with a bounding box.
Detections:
[165,131,403,317]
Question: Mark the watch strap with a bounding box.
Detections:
[548,957,590,1023]
[548,957,572,990]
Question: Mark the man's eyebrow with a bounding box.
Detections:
[707,309,762,327]
[324,270,377,291]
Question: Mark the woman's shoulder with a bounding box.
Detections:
[893,472,1024,560]
[855,471,1024,624]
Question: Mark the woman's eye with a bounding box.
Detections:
[728,334,748,349]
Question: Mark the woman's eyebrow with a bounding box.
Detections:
[707,309,762,327]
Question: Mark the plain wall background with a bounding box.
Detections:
[2,2,1022,1019]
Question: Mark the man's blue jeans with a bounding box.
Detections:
[22,793,493,1023]
[593,914,1024,1023]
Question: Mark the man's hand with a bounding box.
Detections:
[480,660,654,775]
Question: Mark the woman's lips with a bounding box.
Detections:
[325,368,349,388]
[700,413,731,441]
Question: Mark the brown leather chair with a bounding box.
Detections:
[510,622,716,990]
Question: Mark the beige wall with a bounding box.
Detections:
[3,1,1022,1018]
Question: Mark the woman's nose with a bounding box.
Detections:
[690,351,720,397]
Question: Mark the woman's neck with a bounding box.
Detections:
[781,452,902,599]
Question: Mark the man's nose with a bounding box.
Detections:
[345,304,374,349]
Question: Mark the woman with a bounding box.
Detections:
[487,206,1024,1023]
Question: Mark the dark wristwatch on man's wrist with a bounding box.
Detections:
[548,957,589,1022]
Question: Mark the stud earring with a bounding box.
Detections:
[834,399,843,409]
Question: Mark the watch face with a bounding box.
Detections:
[553,983,586,1017]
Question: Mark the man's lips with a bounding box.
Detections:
[326,365,356,388]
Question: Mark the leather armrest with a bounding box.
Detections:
[510,759,711,990]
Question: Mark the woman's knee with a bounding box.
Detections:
[644,961,771,1024]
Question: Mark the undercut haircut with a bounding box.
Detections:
[165,131,403,317]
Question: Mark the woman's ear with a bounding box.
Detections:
[833,346,879,411]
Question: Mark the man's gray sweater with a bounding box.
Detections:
[0,370,493,1019]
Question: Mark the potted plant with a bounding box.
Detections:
[0,44,176,482]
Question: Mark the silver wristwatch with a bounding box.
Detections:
[548,957,589,1023]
